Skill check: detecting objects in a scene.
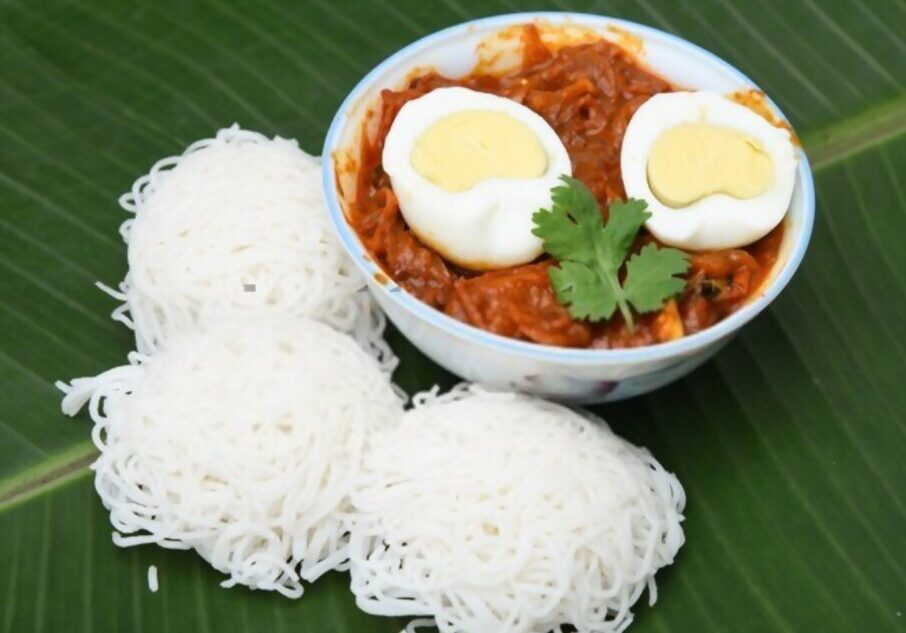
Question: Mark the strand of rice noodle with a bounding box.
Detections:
[57,316,404,598]
[348,385,686,633]
[102,124,394,370]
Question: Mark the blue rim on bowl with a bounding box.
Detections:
[322,11,815,366]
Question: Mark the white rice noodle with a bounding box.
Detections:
[147,565,159,593]
[403,619,437,633]
[105,124,394,370]
[348,385,686,633]
[57,316,404,598]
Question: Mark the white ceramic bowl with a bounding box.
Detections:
[323,12,815,403]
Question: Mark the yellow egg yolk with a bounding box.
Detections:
[647,123,774,208]
[411,109,548,192]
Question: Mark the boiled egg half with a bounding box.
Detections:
[382,87,572,270]
[621,91,797,251]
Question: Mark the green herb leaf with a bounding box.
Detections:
[531,175,602,266]
[532,176,690,330]
[596,197,650,267]
[624,243,691,313]
[549,261,617,321]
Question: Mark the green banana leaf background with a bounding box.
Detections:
[1,0,904,631]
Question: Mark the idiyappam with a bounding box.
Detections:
[58,316,404,598]
[103,125,392,369]
[348,385,686,633]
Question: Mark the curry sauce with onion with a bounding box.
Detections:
[347,25,784,349]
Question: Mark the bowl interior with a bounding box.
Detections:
[323,12,814,363]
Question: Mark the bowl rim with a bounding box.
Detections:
[322,11,816,366]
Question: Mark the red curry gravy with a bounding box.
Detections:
[347,25,785,349]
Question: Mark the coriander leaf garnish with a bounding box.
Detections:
[530,176,602,266]
[532,176,690,331]
[623,243,690,313]
[548,261,616,321]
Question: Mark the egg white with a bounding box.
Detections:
[382,87,572,270]
[621,91,798,251]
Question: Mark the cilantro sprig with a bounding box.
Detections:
[531,176,690,331]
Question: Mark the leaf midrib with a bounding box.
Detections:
[0,442,95,512]
[3,92,904,515]
[803,92,906,168]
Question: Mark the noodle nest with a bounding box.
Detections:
[348,386,686,633]
[59,316,404,597]
[105,125,392,369]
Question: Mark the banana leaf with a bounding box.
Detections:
[1,1,904,631]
